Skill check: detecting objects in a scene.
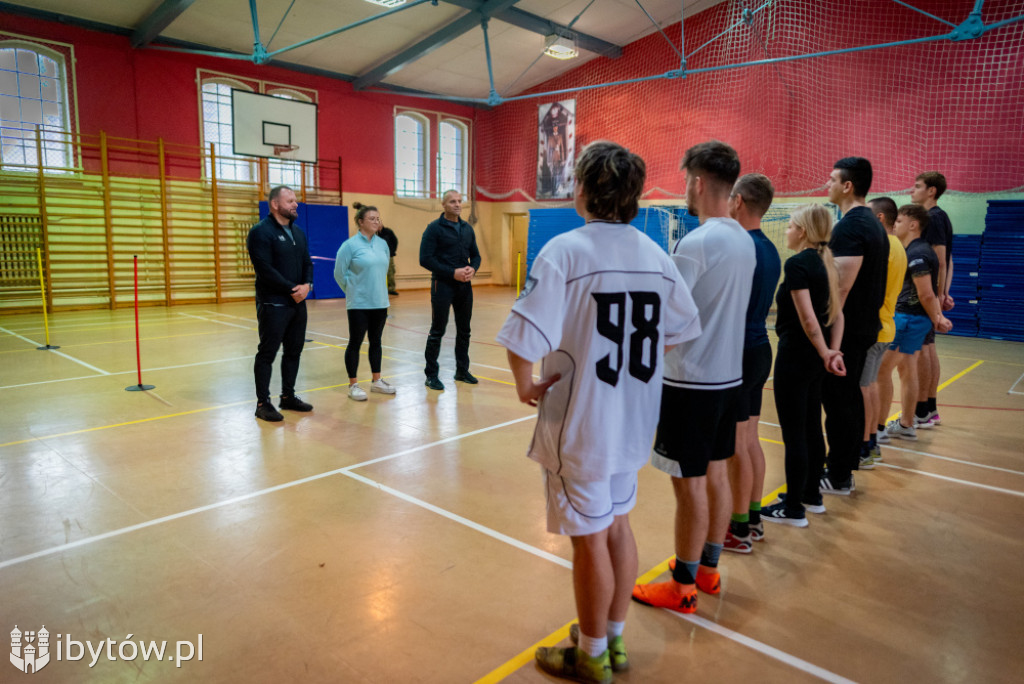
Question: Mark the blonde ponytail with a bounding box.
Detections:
[790,204,840,326]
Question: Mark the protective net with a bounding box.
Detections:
[474,0,1024,202]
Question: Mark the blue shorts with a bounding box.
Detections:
[889,313,932,354]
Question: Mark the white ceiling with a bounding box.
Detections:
[3,0,725,100]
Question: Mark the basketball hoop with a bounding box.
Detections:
[272,144,300,159]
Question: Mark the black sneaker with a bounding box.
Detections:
[454,370,478,384]
[425,376,445,391]
[819,472,854,496]
[761,502,809,528]
[778,492,826,514]
[279,395,313,411]
[255,403,283,422]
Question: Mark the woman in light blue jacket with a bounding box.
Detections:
[334,202,394,401]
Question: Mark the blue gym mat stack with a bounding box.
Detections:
[946,234,981,337]
[978,200,1024,342]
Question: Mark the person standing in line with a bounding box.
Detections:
[631,141,755,615]
[724,173,781,549]
[420,190,481,391]
[862,197,907,464]
[819,158,889,496]
[761,205,846,526]
[498,141,700,683]
[910,171,954,428]
[377,222,400,296]
[878,205,953,441]
[334,202,395,401]
[247,185,314,422]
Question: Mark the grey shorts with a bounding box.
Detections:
[860,341,888,387]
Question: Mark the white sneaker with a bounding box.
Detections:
[876,429,890,444]
[371,378,396,394]
[886,417,917,441]
[348,384,368,401]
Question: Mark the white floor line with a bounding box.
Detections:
[0,326,111,376]
[344,462,856,683]
[759,419,1024,477]
[0,414,536,572]
[177,311,253,331]
[877,463,1024,497]
[341,470,570,569]
[672,613,857,684]
[1009,370,1024,394]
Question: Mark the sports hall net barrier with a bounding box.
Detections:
[0,126,343,312]
[474,0,1024,202]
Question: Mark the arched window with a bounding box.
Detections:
[395,112,428,198]
[438,118,468,197]
[0,41,72,171]
[200,79,254,182]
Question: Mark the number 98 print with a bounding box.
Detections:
[592,291,661,386]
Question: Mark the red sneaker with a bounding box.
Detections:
[632,581,698,614]
[723,530,753,554]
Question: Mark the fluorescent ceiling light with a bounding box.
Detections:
[544,33,579,60]
[364,0,407,7]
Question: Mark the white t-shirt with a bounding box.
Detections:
[496,221,701,481]
[663,216,756,389]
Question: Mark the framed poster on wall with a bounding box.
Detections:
[537,100,575,200]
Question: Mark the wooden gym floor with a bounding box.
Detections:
[1,288,1022,683]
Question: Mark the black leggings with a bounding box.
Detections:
[346,308,388,379]
[773,343,826,512]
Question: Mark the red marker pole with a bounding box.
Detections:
[126,254,154,392]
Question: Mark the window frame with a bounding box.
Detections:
[394,106,472,202]
[0,33,79,174]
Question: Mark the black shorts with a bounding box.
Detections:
[924,329,935,345]
[737,343,772,422]
[653,385,739,478]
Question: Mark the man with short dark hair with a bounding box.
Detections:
[247,185,314,422]
[632,141,755,615]
[910,171,954,428]
[819,158,889,495]
[420,190,481,391]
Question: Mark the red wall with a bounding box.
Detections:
[0,13,476,195]
[475,0,1024,197]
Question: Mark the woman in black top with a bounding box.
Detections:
[763,204,845,526]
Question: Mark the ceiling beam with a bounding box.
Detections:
[353,0,522,91]
[440,0,622,58]
[131,0,198,48]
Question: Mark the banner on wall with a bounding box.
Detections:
[537,100,575,200]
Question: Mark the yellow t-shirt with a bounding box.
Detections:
[878,233,908,343]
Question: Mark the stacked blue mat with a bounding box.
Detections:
[946,234,981,337]
[978,200,1024,342]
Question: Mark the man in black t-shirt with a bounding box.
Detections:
[910,171,954,428]
[819,157,889,495]
[876,205,952,441]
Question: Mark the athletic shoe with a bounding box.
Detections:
[886,418,917,441]
[535,646,612,684]
[695,569,721,595]
[761,502,809,527]
[749,522,764,541]
[370,378,396,394]
[631,581,698,614]
[279,395,312,411]
[255,402,283,422]
[570,624,628,673]
[876,429,891,445]
[913,415,934,429]
[778,492,826,514]
[859,453,876,470]
[819,472,854,496]
[348,384,368,402]
[927,411,942,426]
[454,370,479,384]
[424,376,445,391]
[870,444,883,463]
[722,530,753,554]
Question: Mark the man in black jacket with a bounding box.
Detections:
[378,224,399,295]
[420,190,481,391]
[247,185,314,421]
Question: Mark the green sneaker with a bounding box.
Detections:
[870,444,882,463]
[570,623,628,672]
[535,646,612,684]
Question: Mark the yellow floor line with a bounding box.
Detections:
[0,369,422,449]
[886,359,983,422]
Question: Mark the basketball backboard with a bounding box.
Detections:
[231,90,318,163]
